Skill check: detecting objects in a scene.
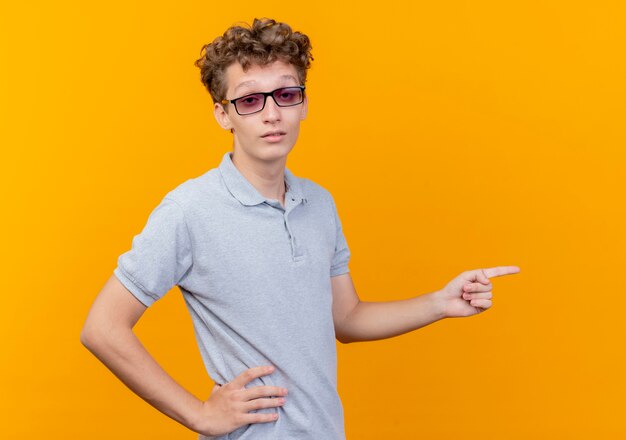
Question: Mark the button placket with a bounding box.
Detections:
[266,196,305,262]
[284,201,306,261]
[283,216,299,260]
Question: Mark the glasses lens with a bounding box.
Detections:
[235,93,264,114]
[273,87,303,106]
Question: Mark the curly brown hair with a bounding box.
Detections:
[194,18,313,104]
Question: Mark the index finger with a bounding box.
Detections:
[483,266,521,279]
[230,366,275,389]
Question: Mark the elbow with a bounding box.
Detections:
[335,331,357,344]
[335,303,361,344]
[80,321,105,352]
[80,318,134,353]
[80,325,96,351]
[338,337,359,344]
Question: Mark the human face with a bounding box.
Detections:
[213,60,308,164]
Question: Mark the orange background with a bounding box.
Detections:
[1,1,625,438]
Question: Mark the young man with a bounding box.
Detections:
[80,18,520,440]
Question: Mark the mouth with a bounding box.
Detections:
[261,130,287,141]
[261,130,287,137]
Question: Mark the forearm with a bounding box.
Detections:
[81,327,203,432]
[336,291,446,343]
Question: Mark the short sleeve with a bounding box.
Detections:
[329,194,351,277]
[113,196,193,307]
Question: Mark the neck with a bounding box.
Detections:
[230,149,287,202]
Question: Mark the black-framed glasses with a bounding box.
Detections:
[221,86,306,115]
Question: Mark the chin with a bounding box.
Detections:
[254,143,296,161]
[234,135,298,162]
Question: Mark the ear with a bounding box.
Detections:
[214,102,233,131]
[299,95,308,121]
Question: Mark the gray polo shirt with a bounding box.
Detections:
[113,151,351,440]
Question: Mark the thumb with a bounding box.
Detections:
[477,269,490,285]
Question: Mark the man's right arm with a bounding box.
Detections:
[80,274,287,437]
[80,274,204,431]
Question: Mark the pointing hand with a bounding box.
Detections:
[435,266,521,318]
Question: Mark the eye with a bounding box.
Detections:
[236,94,263,108]
[241,96,259,104]
[275,88,302,104]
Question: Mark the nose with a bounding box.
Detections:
[261,95,281,123]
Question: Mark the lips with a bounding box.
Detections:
[261,130,286,138]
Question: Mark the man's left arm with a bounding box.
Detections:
[331,266,521,344]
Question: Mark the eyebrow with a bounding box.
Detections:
[233,75,299,95]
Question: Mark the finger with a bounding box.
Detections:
[463,291,493,301]
[477,269,490,284]
[463,282,492,293]
[240,411,279,425]
[243,385,288,400]
[470,299,492,309]
[243,397,286,412]
[230,366,275,389]
[483,266,521,279]
[463,269,491,285]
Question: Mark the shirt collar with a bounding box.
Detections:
[218,151,305,207]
